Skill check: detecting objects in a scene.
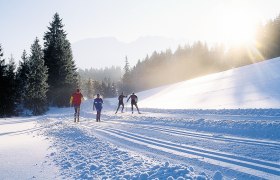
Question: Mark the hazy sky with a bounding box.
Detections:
[1,0,280,67]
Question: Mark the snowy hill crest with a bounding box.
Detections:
[137,57,280,109]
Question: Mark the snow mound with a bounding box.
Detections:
[137,57,280,109]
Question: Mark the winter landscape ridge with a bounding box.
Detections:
[137,56,280,109]
[1,57,280,179]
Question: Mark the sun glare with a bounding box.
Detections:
[221,13,256,45]
[213,4,258,47]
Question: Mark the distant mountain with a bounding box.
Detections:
[72,36,187,69]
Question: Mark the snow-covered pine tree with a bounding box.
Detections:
[43,13,78,107]
[25,38,48,115]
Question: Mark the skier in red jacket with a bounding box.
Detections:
[70,89,84,122]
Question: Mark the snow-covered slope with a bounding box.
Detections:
[137,57,280,109]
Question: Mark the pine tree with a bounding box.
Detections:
[5,55,17,115]
[0,45,6,84]
[16,50,30,109]
[111,82,117,97]
[25,38,48,115]
[121,56,132,94]
[0,45,8,116]
[93,80,102,96]
[100,81,106,97]
[43,13,78,107]
[85,78,94,99]
[123,56,130,75]
[0,47,17,116]
[0,44,5,77]
[103,77,110,97]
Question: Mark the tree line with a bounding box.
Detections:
[0,13,78,117]
[78,67,121,98]
[78,56,130,98]
[82,77,118,99]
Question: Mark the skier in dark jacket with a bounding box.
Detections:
[70,89,84,122]
[127,92,140,114]
[93,94,103,122]
[115,92,127,114]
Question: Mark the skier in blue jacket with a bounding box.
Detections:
[93,94,103,122]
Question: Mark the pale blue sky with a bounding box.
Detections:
[1,0,280,67]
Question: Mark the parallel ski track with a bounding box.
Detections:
[80,122,280,180]
[105,120,280,149]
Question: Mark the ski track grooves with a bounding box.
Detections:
[106,121,280,149]
[80,123,280,180]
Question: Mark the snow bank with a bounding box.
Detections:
[136,57,280,109]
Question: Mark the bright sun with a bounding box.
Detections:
[211,4,258,46]
[221,13,256,46]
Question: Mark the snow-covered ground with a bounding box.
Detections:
[0,117,60,179]
[1,58,280,179]
[1,106,279,179]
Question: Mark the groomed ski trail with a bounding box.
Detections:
[79,122,280,180]
[104,121,280,148]
[41,107,280,179]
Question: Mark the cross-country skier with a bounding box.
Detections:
[93,94,103,122]
[127,92,140,114]
[115,92,127,114]
[70,89,84,122]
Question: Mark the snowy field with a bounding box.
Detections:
[1,58,280,179]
